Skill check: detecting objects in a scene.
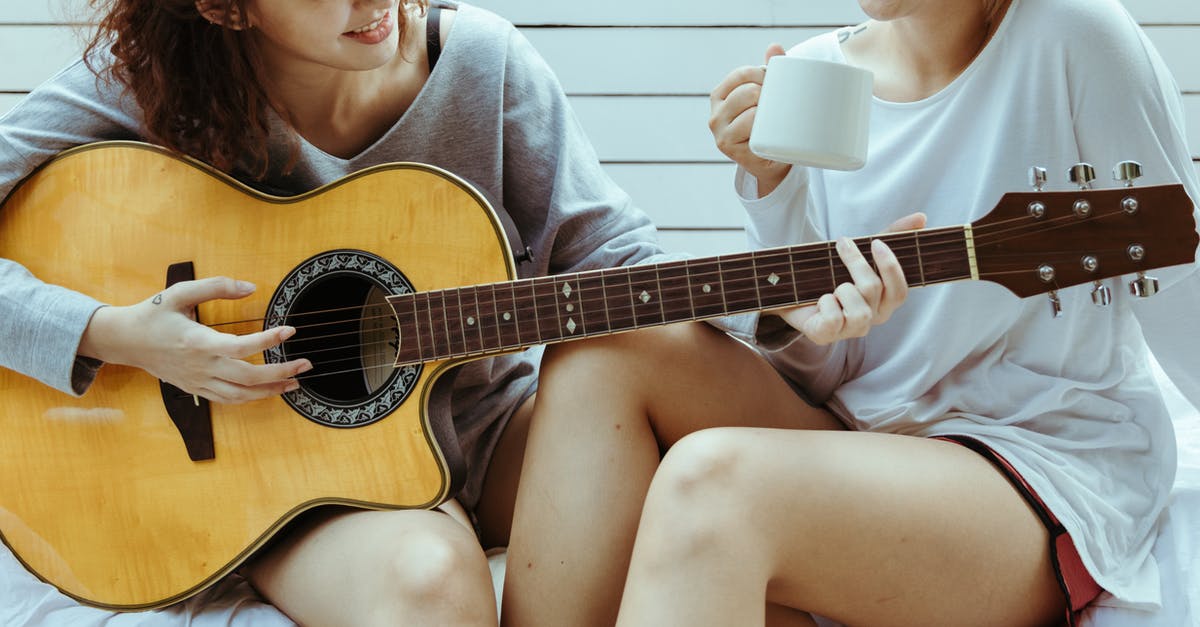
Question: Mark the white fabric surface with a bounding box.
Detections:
[2,378,1194,625]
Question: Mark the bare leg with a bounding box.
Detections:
[503,323,841,627]
[245,507,497,627]
[617,429,1065,627]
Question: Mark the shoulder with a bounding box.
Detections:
[1007,0,1145,51]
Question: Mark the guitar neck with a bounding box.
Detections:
[388,225,973,365]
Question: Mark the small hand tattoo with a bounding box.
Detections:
[152,294,164,305]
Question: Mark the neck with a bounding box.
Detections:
[387,226,975,366]
[846,2,1005,102]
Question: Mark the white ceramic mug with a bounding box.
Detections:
[749,56,874,170]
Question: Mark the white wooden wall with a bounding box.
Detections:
[1,0,1198,256]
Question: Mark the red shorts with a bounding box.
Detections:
[934,435,1103,626]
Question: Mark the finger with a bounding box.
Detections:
[763,43,787,64]
[710,80,763,136]
[803,293,845,345]
[776,304,818,332]
[163,276,256,310]
[217,325,298,359]
[882,211,927,234]
[199,376,296,405]
[833,282,872,337]
[837,237,883,309]
[217,356,313,388]
[871,238,909,321]
[710,65,768,105]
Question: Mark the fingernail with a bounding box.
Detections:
[284,380,300,393]
[237,280,256,292]
[297,360,314,374]
[279,326,297,340]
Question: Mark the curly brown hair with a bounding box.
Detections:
[84,0,427,178]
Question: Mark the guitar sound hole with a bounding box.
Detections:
[281,274,399,403]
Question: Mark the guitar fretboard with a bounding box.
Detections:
[387,226,972,365]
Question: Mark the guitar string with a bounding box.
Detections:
[201,204,1088,330]
[205,207,1165,380]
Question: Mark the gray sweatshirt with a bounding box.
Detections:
[0,3,667,510]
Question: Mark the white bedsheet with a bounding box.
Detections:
[3,369,1197,626]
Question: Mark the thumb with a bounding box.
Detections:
[883,212,927,233]
[764,43,787,64]
[164,276,256,309]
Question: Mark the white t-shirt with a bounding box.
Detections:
[738,0,1200,609]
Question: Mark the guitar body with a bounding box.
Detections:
[0,142,514,609]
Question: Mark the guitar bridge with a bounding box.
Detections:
[159,261,216,462]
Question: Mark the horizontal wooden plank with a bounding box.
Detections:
[2,0,1197,26]
[0,26,81,92]
[2,24,1197,95]
[5,90,1200,163]
[605,163,743,228]
[656,229,747,257]
[526,26,1200,95]
[572,95,1200,163]
[475,0,1199,26]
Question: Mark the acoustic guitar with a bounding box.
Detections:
[0,142,1195,610]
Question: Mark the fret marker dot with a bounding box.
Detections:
[566,318,577,334]
[467,316,476,326]
[702,284,712,293]
[503,312,512,321]
[640,290,651,304]
[566,304,574,312]
[767,273,780,286]
[562,283,573,298]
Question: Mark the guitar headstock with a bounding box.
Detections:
[971,162,1197,303]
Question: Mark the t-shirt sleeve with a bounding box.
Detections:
[1061,1,1200,413]
[0,57,141,396]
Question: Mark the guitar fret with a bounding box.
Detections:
[531,277,560,341]
[557,275,584,336]
[390,293,422,365]
[629,264,666,328]
[576,272,609,337]
[496,281,520,350]
[514,279,541,347]
[688,257,725,318]
[417,291,441,359]
[655,261,694,324]
[601,268,636,333]
[914,231,927,286]
[474,283,500,353]
[459,286,484,355]
[751,249,796,309]
[717,253,760,313]
[437,290,461,358]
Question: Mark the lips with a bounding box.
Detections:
[342,10,393,44]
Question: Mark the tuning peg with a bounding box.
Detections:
[1091,282,1112,306]
[1069,163,1097,189]
[1029,166,1047,191]
[1113,161,1143,187]
[1129,272,1159,298]
[1048,290,1064,318]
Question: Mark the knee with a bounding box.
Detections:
[380,522,494,618]
[639,429,757,552]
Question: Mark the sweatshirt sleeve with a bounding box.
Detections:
[0,57,141,396]
[1061,1,1200,414]
[497,28,667,276]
